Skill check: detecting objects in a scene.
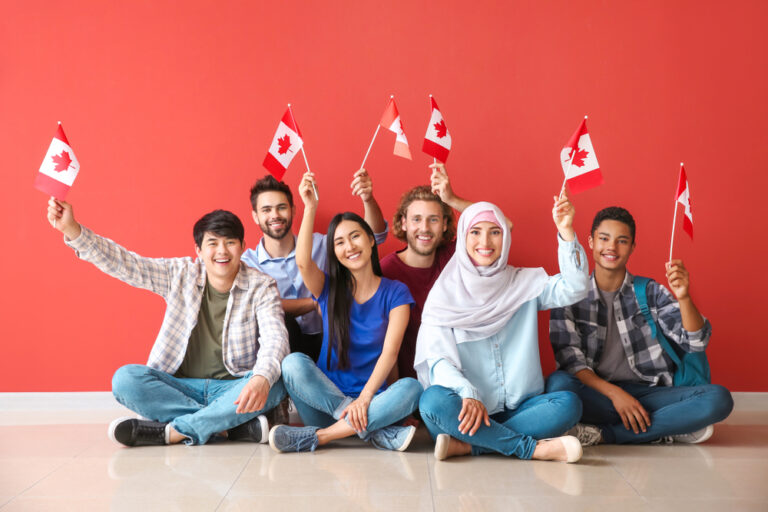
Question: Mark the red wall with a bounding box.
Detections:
[2,1,766,391]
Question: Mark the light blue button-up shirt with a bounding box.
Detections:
[423,235,588,414]
[242,226,388,334]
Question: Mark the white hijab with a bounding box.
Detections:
[414,202,548,384]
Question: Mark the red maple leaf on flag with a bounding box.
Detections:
[277,134,292,155]
[569,147,590,167]
[51,150,73,172]
[433,120,447,138]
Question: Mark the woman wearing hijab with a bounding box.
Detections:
[415,193,589,462]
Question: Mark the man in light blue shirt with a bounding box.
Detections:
[243,169,388,360]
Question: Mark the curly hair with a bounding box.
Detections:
[391,186,456,245]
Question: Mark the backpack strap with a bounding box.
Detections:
[632,276,682,367]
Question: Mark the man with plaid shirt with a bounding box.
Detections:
[547,207,732,445]
[47,198,289,447]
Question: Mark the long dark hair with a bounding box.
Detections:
[325,212,382,369]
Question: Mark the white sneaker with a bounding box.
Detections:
[565,423,603,447]
[671,425,714,444]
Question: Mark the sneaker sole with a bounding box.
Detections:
[397,426,417,452]
[257,415,269,444]
[107,416,135,445]
[268,425,282,453]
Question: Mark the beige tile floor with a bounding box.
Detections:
[1,393,767,511]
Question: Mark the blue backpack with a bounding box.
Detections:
[633,276,711,387]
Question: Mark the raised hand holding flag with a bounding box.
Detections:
[560,116,602,194]
[669,163,694,261]
[35,122,80,200]
[422,95,451,163]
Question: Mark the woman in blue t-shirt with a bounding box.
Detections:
[269,170,422,453]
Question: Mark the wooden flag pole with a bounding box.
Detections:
[288,104,318,200]
[360,95,393,170]
[668,163,683,263]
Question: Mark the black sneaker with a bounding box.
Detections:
[227,414,269,443]
[108,417,168,447]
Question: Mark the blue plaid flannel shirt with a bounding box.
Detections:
[66,226,289,385]
[550,271,711,386]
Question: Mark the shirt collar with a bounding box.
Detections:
[256,235,297,264]
[588,270,635,302]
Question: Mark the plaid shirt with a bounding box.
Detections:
[550,271,711,386]
[67,227,289,385]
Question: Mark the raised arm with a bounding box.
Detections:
[296,171,326,298]
[429,163,514,231]
[47,197,174,297]
[341,303,410,432]
[350,168,386,234]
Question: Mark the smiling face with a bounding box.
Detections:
[253,190,294,240]
[333,219,375,272]
[401,199,448,257]
[465,221,504,266]
[589,219,635,272]
[196,232,245,284]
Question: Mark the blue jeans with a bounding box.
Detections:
[111,364,287,445]
[545,370,734,444]
[419,385,581,459]
[280,352,422,439]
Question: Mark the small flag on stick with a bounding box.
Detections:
[263,107,303,181]
[380,97,412,160]
[422,95,451,163]
[560,116,602,194]
[34,122,80,200]
[669,163,693,262]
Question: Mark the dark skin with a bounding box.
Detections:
[577,219,705,434]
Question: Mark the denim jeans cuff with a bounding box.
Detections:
[170,419,197,445]
[332,396,354,420]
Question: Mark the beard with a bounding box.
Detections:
[262,218,293,240]
[406,231,441,257]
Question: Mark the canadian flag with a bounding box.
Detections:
[263,107,303,181]
[422,96,451,162]
[380,97,412,160]
[675,164,693,239]
[560,117,602,194]
[34,123,81,200]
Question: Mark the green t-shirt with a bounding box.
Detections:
[175,280,236,380]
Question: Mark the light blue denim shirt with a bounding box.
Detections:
[424,234,588,414]
[242,226,388,334]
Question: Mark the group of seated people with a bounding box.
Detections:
[46,163,733,464]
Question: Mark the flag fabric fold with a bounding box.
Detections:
[380,98,412,160]
[560,118,602,194]
[422,96,451,162]
[675,164,693,239]
[34,123,80,200]
[263,108,303,180]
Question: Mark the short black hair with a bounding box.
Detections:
[591,206,636,242]
[250,175,293,211]
[193,210,245,248]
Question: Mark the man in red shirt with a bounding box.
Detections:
[381,164,472,380]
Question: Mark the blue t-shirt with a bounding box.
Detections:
[316,275,414,396]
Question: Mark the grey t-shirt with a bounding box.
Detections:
[595,288,642,383]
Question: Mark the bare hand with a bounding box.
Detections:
[610,387,651,433]
[234,375,270,414]
[552,189,575,241]
[350,168,374,203]
[341,395,372,432]
[298,171,318,208]
[47,197,81,240]
[429,162,455,203]
[458,398,490,436]
[666,259,690,300]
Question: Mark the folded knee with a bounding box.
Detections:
[706,384,734,421]
[545,370,579,393]
[111,364,150,400]
[281,352,313,377]
[419,385,457,417]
